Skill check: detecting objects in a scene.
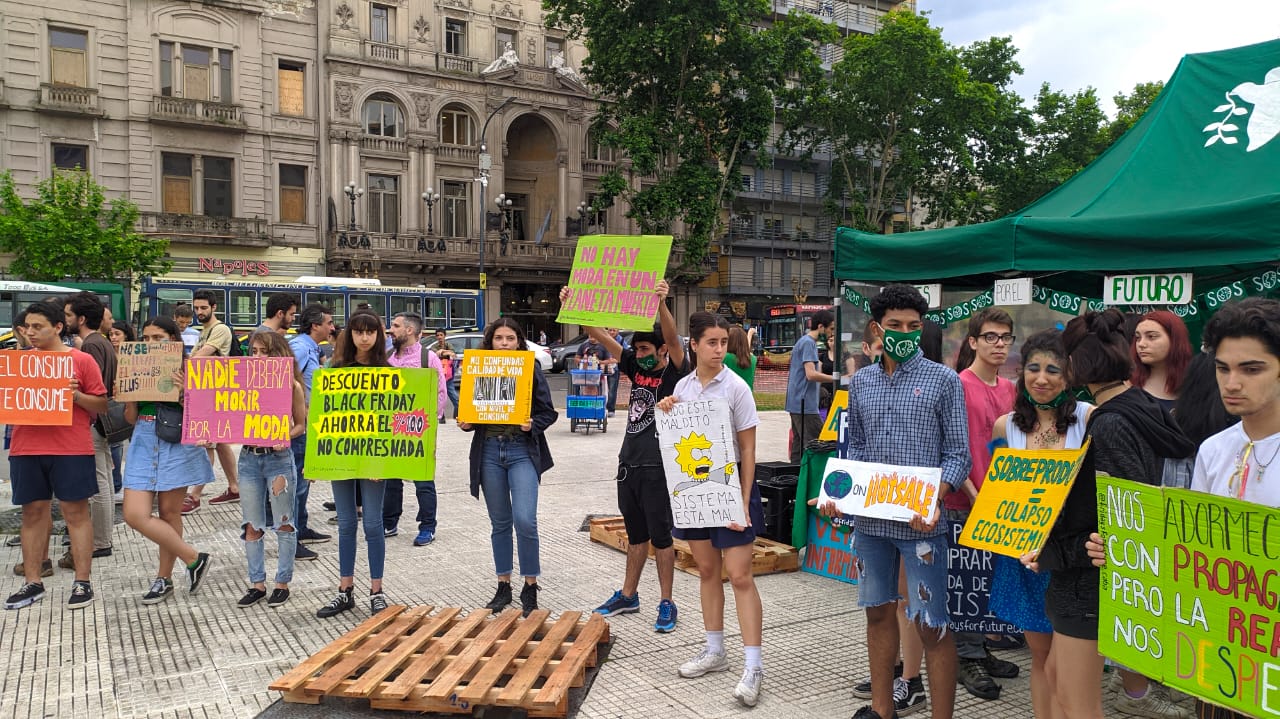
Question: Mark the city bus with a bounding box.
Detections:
[138,277,483,333]
[759,302,833,369]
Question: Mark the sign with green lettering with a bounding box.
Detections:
[304,367,438,481]
[557,235,673,331]
[1097,476,1280,717]
[1103,272,1193,305]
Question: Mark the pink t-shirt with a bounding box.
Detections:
[947,367,1016,511]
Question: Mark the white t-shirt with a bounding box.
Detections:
[671,366,760,455]
[1191,423,1280,507]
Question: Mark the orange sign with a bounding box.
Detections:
[0,350,76,426]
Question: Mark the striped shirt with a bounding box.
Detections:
[845,351,970,540]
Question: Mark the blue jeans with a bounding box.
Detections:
[110,441,124,493]
[446,378,461,419]
[333,478,386,580]
[853,529,951,629]
[606,369,620,412]
[237,448,298,585]
[480,436,541,578]
[291,434,311,533]
[383,480,438,532]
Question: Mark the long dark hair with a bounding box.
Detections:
[332,311,388,367]
[482,317,528,351]
[143,316,181,342]
[727,326,752,369]
[1172,351,1238,447]
[1130,310,1192,395]
[1012,330,1079,435]
[1063,309,1132,385]
[112,320,137,342]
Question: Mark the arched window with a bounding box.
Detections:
[362,94,403,137]
[438,103,474,145]
[586,129,615,161]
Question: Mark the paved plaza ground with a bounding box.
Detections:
[0,409,1160,718]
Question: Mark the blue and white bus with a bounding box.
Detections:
[138,276,482,333]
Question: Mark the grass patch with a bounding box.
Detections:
[753,392,786,411]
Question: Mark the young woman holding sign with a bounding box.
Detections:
[989,330,1091,719]
[235,332,307,609]
[656,311,765,708]
[317,311,394,618]
[459,318,558,617]
[121,317,213,605]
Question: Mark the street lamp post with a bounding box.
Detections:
[495,193,513,253]
[343,181,364,231]
[477,96,516,306]
[421,188,439,236]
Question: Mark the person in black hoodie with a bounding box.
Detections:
[1033,309,1194,719]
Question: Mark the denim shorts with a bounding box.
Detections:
[852,530,951,629]
[122,419,214,493]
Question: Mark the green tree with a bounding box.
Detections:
[994,83,1108,213]
[1108,80,1165,143]
[543,0,832,278]
[0,170,171,283]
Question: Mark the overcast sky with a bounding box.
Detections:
[916,0,1280,115]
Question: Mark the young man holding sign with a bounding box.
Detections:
[5,302,109,610]
[819,285,970,719]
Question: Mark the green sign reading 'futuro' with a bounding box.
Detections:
[1097,476,1280,717]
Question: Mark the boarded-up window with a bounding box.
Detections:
[162,153,193,214]
[183,46,211,100]
[50,28,88,87]
[279,164,307,224]
[278,60,305,116]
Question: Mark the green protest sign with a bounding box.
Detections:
[304,367,437,481]
[557,234,673,331]
[1097,476,1280,717]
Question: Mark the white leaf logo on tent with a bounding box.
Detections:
[1204,67,1280,151]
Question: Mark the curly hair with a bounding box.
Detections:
[1011,329,1079,435]
[869,284,928,323]
[1202,297,1280,359]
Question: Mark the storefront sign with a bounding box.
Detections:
[1104,273,1193,305]
[198,257,271,276]
[993,278,1033,306]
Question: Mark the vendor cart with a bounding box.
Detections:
[566,368,608,434]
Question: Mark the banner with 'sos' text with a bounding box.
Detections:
[556,235,673,331]
[182,357,294,447]
[304,367,437,481]
[1097,476,1280,717]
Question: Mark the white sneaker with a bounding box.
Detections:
[678,647,730,678]
[1114,689,1193,719]
[734,667,764,707]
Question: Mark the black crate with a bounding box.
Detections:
[755,461,800,486]
[757,474,798,545]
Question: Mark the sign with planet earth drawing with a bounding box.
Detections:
[655,397,746,529]
[115,341,184,402]
[818,458,943,523]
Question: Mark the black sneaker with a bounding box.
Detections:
[484,581,512,613]
[238,587,267,608]
[4,582,45,610]
[267,588,291,608]
[297,529,331,545]
[61,529,70,547]
[91,547,113,558]
[894,676,927,716]
[852,707,898,719]
[67,581,94,610]
[141,577,174,605]
[186,553,212,593]
[322,501,336,511]
[295,544,319,561]
[370,592,389,614]
[317,587,355,618]
[958,658,1001,700]
[383,524,398,538]
[519,582,539,617]
[853,662,903,699]
[5,535,22,547]
[983,652,1020,679]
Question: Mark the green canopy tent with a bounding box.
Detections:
[834,38,1280,297]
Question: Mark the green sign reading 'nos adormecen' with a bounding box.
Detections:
[1097,476,1280,717]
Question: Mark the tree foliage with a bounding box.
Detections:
[0,171,171,284]
[543,0,832,278]
[1108,80,1165,143]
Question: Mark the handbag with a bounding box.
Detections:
[154,403,184,444]
[94,399,134,444]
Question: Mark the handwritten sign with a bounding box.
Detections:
[801,513,859,585]
[656,397,745,528]
[458,350,534,425]
[115,342,183,402]
[818,458,942,523]
[304,367,437,481]
[948,517,1021,634]
[0,350,74,426]
[557,234,674,331]
[959,443,1089,558]
[182,357,294,447]
[1098,476,1280,717]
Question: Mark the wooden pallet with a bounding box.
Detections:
[269,606,610,717]
[588,516,799,580]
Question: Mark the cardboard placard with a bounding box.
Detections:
[959,442,1089,558]
[556,235,674,331]
[182,357,295,447]
[304,367,437,481]
[656,397,745,528]
[948,516,1021,634]
[817,458,942,523]
[1097,476,1280,717]
[801,513,859,585]
[457,350,535,425]
[115,341,183,402]
[818,389,847,441]
[0,350,74,426]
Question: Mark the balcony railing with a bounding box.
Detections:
[737,179,823,202]
[583,159,616,176]
[437,53,476,73]
[151,96,245,129]
[37,83,102,115]
[772,0,891,32]
[360,134,407,154]
[138,212,269,246]
[364,40,403,63]
[328,232,577,267]
[726,227,833,251]
[436,144,479,164]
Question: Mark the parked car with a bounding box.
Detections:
[423,332,553,373]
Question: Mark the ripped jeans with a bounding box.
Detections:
[852,529,950,630]
[238,447,298,586]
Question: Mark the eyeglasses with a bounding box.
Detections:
[979,333,1016,345]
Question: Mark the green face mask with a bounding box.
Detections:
[1022,387,1069,410]
[637,354,659,371]
[817,333,828,346]
[1071,386,1095,404]
[879,325,921,363]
